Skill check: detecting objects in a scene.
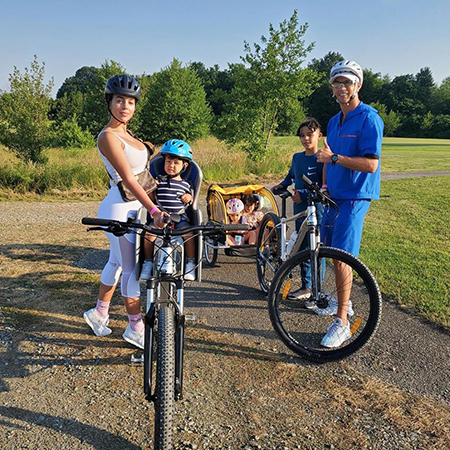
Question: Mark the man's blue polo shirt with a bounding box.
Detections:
[326,102,384,200]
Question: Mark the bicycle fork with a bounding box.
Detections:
[144,278,185,402]
[306,204,323,303]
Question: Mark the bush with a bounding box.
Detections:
[52,117,96,148]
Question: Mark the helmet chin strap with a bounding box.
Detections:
[108,104,129,125]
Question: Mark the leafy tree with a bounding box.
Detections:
[56,66,99,99]
[359,69,389,105]
[303,51,343,131]
[0,55,53,163]
[384,74,425,116]
[415,67,435,110]
[189,62,235,117]
[370,102,401,137]
[138,59,211,144]
[430,76,450,115]
[308,51,343,76]
[52,115,96,148]
[220,10,318,159]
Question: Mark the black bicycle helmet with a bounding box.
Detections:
[105,74,141,102]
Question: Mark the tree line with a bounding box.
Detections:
[0,10,449,164]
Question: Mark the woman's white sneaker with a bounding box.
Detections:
[123,325,144,349]
[83,308,112,337]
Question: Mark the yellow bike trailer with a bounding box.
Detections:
[204,183,279,266]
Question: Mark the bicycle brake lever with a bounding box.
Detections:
[86,226,107,232]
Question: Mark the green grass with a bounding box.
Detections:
[381,137,450,172]
[361,176,450,327]
[2,136,449,200]
[0,145,108,200]
[268,136,450,173]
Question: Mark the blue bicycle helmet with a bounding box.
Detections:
[160,139,193,161]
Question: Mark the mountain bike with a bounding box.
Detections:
[82,216,247,449]
[265,176,382,362]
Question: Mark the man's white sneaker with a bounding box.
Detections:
[184,260,196,281]
[313,297,354,317]
[83,308,112,337]
[123,325,144,349]
[140,260,154,280]
[320,318,351,348]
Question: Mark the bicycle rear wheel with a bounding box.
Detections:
[154,301,176,449]
[268,246,382,362]
[256,212,281,294]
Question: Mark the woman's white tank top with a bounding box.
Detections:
[97,130,148,185]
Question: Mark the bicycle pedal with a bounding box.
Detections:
[185,314,196,322]
[130,352,144,364]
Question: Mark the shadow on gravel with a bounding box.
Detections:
[0,243,99,266]
[0,406,140,449]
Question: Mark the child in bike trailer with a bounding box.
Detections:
[271,118,324,300]
[225,198,247,246]
[242,194,264,245]
[140,139,197,281]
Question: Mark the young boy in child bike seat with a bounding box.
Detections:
[140,139,197,281]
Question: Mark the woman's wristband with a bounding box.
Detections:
[321,184,328,189]
[149,206,159,218]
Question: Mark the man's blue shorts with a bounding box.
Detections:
[320,199,371,257]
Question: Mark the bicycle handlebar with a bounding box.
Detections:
[81,217,248,237]
[271,175,338,210]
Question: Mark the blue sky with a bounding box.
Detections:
[1,0,449,97]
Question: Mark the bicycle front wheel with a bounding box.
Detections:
[268,246,382,362]
[154,303,176,449]
[256,212,281,294]
[204,237,218,267]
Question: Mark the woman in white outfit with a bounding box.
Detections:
[83,75,167,349]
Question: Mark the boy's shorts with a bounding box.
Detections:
[320,199,371,257]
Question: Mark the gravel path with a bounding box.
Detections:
[1,170,449,405]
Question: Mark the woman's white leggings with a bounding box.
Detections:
[98,187,141,298]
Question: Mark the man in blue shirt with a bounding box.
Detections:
[316,60,384,348]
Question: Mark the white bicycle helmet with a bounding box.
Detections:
[226,198,244,214]
[329,60,363,85]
